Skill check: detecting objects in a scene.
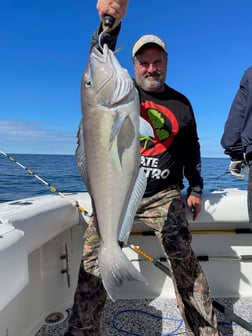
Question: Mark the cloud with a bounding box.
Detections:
[0,120,77,154]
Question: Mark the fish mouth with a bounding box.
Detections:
[90,44,134,106]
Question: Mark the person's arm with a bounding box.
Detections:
[221,70,249,161]
[96,0,129,31]
[89,0,129,52]
[185,144,203,221]
[182,103,203,195]
[90,22,121,53]
[183,106,203,221]
[221,69,250,178]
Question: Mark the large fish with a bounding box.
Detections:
[76,43,152,301]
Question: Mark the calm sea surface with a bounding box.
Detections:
[0,154,248,203]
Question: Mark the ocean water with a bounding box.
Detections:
[0,153,248,203]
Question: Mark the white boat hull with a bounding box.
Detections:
[0,188,251,335]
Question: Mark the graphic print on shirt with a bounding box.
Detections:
[140,100,179,180]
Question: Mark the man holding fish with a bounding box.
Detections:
[65,0,220,335]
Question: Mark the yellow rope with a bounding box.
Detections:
[0,150,88,215]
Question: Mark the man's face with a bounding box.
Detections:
[133,46,167,92]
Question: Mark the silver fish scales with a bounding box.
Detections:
[76,44,151,301]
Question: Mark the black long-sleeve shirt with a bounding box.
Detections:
[90,23,203,197]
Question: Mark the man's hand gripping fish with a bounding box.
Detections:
[75,43,153,301]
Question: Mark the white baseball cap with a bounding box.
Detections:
[132,34,167,57]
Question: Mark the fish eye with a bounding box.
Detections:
[85,79,92,88]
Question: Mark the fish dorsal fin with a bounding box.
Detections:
[75,120,89,190]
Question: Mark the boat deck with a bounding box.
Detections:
[35,297,252,336]
[2,191,252,335]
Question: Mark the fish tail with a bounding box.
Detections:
[98,244,148,301]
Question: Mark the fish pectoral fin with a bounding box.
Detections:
[110,113,135,149]
[119,167,147,244]
[117,115,135,149]
[139,117,154,138]
[110,113,136,167]
[109,113,126,147]
[99,244,148,302]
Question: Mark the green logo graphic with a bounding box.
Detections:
[140,108,170,149]
[147,108,170,141]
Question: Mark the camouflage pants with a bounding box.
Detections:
[67,187,219,336]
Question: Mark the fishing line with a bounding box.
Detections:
[98,27,109,49]
[0,150,89,216]
[98,15,115,49]
[214,170,231,191]
[216,166,249,180]
[216,171,230,179]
